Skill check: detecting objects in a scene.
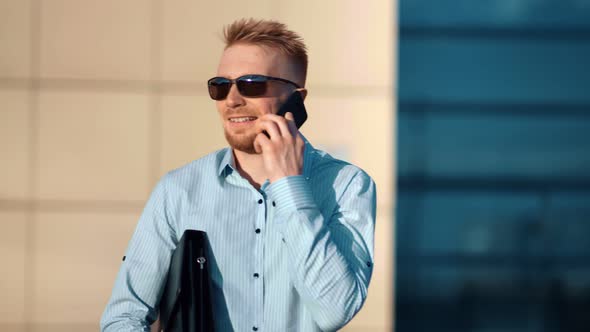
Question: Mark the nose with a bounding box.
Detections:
[225,83,245,108]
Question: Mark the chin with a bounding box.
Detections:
[224,131,257,154]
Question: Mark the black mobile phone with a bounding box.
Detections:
[276,90,307,129]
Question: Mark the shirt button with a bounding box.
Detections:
[257,199,263,204]
[253,273,259,278]
[252,327,258,331]
[272,201,276,207]
[255,228,261,234]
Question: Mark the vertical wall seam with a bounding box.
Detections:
[149,0,163,189]
[24,0,41,330]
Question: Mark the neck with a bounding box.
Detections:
[232,149,267,190]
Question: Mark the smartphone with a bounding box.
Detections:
[276,90,307,129]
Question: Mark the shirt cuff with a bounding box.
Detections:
[266,175,316,223]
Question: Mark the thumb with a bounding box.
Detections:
[253,135,263,154]
[284,112,294,122]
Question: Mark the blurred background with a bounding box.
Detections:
[3,1,590,332]
[0,0,393,331]
[396,1,590,332]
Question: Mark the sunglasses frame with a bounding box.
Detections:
[207,74,301,100]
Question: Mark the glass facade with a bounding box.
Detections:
[396,1,590,331]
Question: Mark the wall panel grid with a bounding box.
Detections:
[0,0,394,331]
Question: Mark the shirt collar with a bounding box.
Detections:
[216,134,316,179]
[217,147,235,177]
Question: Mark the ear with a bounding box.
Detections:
[296,88,308,101]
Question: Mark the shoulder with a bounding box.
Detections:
[308,146,375,190]
[309,146,373,180]
[159,148,229,191]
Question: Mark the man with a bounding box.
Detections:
[101,18,376,332]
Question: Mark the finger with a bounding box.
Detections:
[258,119,282,140]
[274,113,293,138]
[254,132,270,154]
[261,114,291,137]
[253,139,262,154]
[284,112,298,137]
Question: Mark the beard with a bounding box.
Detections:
[224,128,258,154]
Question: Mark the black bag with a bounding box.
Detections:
[159,230,215,332]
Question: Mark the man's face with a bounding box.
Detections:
[215,43,298,153]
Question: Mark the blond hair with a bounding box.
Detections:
[223,18,308,82]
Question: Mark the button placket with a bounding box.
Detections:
[256,195,266,236]
[255,196,265,236]
[253,194,265,329]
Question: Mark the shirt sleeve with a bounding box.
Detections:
[100,174,178,331]
[266,170,377,331]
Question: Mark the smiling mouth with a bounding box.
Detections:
[229,116,257,123]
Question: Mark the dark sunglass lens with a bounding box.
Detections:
[208,78,230,100]
[237,76,268,97]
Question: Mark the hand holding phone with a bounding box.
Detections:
[262,90,307,138]
[254,90,307,182]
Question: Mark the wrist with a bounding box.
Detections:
[269,170,302,183]
[266,175,315,219]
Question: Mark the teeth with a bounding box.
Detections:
[230,117,256,123]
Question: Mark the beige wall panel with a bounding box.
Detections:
[351,96,394,208]
[276,0,393,88]
[40,0,151,80]
[299,96,355,162]
[161,0,273,82]
[37,91,151,201]
[341,210,393,331]
[32,211,140,324]
[0,89,30,199]
[160,94,226,176]
[0,212,27,324]
[0,324,26,332]
[29,324,95,332]
[300,95,393,207]
[0,0,31,78]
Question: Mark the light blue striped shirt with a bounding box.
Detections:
[101,139,376,332]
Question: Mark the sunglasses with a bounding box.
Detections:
[207,74,301,100]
